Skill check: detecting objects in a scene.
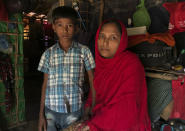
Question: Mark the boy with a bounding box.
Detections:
[38,6,95,131]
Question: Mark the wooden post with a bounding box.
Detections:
[59,0,64,6]
[99,0,104,25]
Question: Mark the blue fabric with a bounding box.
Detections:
[38,41,95,113]
[45,106,82,131]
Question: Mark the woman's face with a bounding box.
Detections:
[98,23,121,59]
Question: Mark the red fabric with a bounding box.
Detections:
[170,77,185,120]
[163,2,185,35]
[0,0,8,21]
[85,20,151,131]
[43,23,54,37]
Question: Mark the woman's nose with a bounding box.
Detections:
[103,38,109,47]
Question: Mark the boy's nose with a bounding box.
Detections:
[63,26,68,32]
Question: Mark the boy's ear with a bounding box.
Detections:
[52,24,56,32]
[74,25,80,34]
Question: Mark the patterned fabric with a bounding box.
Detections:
[38,41,95,113]
[146,78,173,122]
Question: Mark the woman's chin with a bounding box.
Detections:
[100,54,113,59]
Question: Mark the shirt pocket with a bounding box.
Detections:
[48,59,63,83]
[70,56,83,78]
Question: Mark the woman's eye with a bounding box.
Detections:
[110,36,117,40]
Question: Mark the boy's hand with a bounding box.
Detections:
[38,114,47,131]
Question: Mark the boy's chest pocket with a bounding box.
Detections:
[70,56,83,70]
[49,60,63,75]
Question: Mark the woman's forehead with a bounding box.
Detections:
[100,23,121,35]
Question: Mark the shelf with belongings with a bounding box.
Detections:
[127,0,185,130]
[0,0,25,129]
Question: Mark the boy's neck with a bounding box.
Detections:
[59,40,73,52]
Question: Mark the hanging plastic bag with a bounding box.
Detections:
[133,0,151,28]
[148,6,170,34]
[163,2,185,35]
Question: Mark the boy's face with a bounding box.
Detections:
[52,18,76,42]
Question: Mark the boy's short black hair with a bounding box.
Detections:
[52,6,78,24]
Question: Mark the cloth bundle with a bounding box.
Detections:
[146,78,173,122]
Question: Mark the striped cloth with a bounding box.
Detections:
[146,77,173,122]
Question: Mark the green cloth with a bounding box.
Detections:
[133,0,151,28]
[146,78,173,122]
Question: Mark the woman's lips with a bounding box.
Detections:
[101,48,109,51]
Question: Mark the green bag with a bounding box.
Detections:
[133,0,151,28]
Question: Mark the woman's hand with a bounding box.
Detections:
[75,123,90,131]
[81,125,90,131]
[83,107,93,121]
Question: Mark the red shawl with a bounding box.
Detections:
[85,20,151,131]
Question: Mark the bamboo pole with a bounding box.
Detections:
[0,20,23,24]
[15,32,19,124]
[59,0,64,6]
[145,72,178,80]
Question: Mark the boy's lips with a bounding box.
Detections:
[62,35,71,38]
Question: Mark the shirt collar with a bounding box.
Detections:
[56,41,76,51]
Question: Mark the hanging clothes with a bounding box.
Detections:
[0,52,14,112]
[163,2,185,35]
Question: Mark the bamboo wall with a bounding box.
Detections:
[0,14,25,129]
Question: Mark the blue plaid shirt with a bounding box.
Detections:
[38,41,95,113]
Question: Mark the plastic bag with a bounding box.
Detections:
[163,2,185,35]
[133,0,151,28]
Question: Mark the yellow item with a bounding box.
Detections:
[172,65,183,71]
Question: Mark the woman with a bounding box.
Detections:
[77,19,151,131]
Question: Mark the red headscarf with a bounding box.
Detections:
[85,20,151,131]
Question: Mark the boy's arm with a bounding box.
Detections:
[87,69,96,112]
[82,46,95,118]
[38,73,48,131]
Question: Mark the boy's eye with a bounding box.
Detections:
[57,23,62,27]
[67,24,73,28]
